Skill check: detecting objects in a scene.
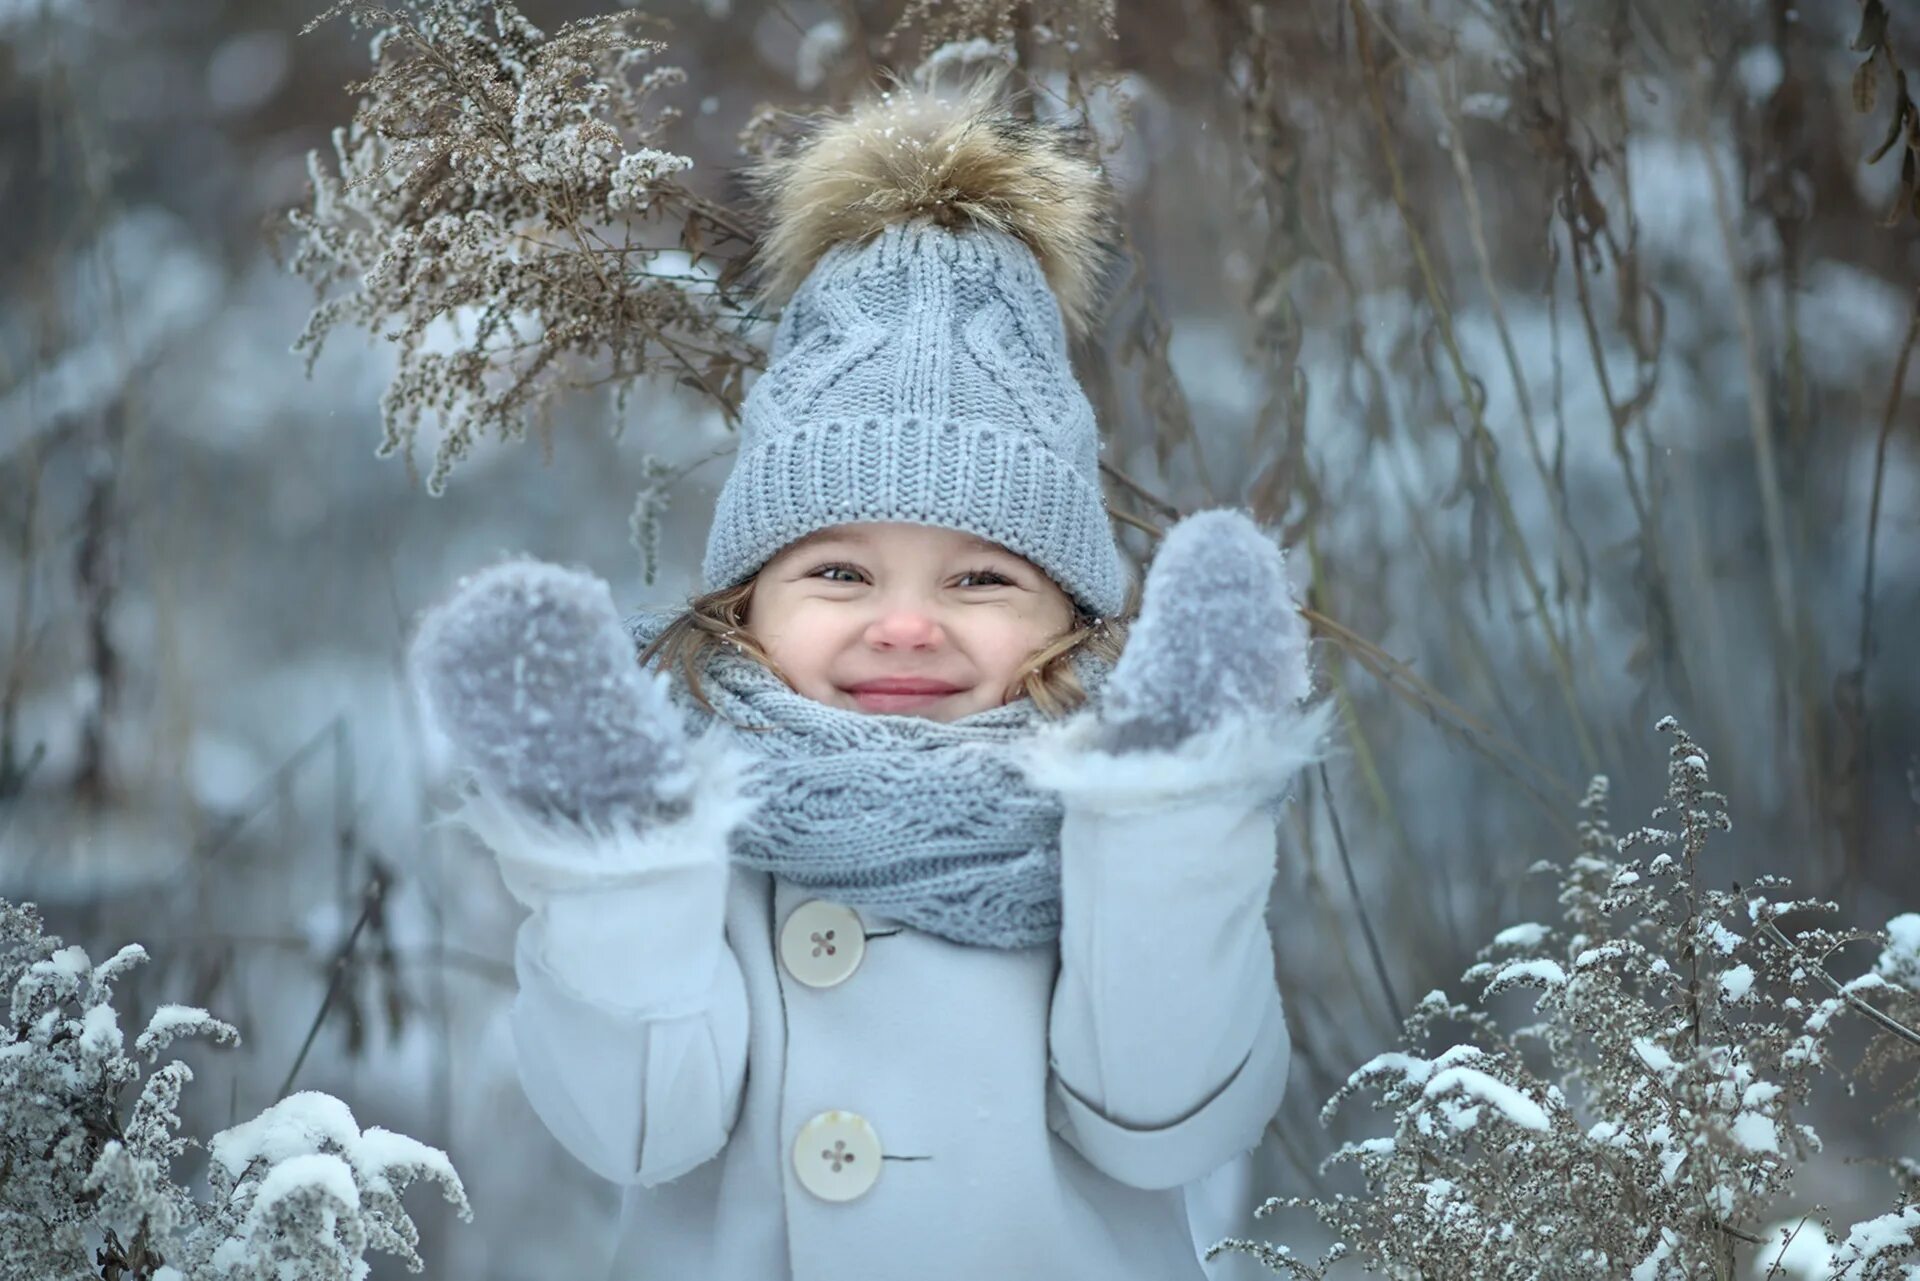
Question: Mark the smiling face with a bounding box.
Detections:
[741,522,1078,721]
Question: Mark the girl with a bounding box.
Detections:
[409,78,1335,1281]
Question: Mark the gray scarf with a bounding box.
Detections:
[625,611,1113,950]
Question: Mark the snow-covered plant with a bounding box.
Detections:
[0,899,470,1280]
[283,0,762,494]
[1216,718,1920,1280]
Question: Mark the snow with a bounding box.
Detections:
[209,1091,364,1178]
[135,1004,237,1058]
[203,1089,465,1234]
[1702,921,1745,954]
[1833,1206,1920,1272]
[1490,923,1550,949]
[1489,958,1567,988]
[1421,1067,1550,1131]
[1841,972,1893,995]
[1626,1123,1688,1185]
[251,1152,361,1215]
[1575,944,1624,969]
[1729,1111,1780,1155]
[1632,1226,1682,1280]
[352,1127,463,1195]
[1417,1177,1457,1214]
[79,1003,122,1055]
[1751,1219,1837,1281]
[1874,913,1920,991]
[38,945,91,981]
[1631,1037,1678,1079]
[91,942,149,990]
[1803,998,1844,1034]
[1349,1043,1488,1090]
[1352,1050,1437,1087]
[1718,964,1754,1003]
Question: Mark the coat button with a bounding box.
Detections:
[778,900,866,988]
[792,1110,882,1202]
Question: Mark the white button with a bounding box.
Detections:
[779,900,866,988]
[792,1110,882,1201]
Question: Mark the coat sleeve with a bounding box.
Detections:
[441,740,759,1189]
[507,889,751,1188]
[1019,706,1335,1192]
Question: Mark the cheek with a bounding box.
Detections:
[748,597,840,680]
[970,609,1064,679]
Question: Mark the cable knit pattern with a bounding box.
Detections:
[702,220,1129,619]
[626,609,1114,949]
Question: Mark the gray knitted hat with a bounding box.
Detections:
[700,80,1130,619]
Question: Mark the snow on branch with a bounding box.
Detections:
[1209,718,1920,1281]
[0,899,470,1279]
[283,0,763,495]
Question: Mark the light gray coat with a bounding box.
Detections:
[457,712,1323,1281]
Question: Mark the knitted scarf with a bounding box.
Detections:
[625,611,1113,950]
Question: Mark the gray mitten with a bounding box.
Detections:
[1098,508,1315,753]
[408,558,692,826]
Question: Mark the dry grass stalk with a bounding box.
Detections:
[282,0,763,495]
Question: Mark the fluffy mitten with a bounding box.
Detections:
[408,558,693,825]
[1098,509,1315,753]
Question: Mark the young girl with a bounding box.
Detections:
[409,78,1335,1281]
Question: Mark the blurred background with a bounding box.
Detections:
[2,0,1915,1275]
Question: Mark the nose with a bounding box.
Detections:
[864,602,944,650]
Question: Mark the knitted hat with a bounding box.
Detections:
[700,77,1130,619]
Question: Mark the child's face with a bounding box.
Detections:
[743,521,1077,721]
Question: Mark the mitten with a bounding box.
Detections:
[1098,508,1315,753]
[1019,508,1335,811]
[407,557,693,829]
[410,559,759,1012]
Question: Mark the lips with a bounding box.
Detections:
[842,676,967,713]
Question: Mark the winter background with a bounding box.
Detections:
[1,0,1917,1276]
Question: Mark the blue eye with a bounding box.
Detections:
[958,569,1014,588]
[810,563,866,584]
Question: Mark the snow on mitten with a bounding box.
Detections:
[1098,508,1315,753]
[407,558,695,827]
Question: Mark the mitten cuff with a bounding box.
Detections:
[434,727,760,908]
[1016,699,1339,814]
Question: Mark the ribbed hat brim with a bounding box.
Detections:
[702,416,1129,619]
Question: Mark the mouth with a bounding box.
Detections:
[841,678,968,713]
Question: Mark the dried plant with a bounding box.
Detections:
[1213,718,1920,1280]
[1851,0,1920,228]
[281,0,764,495]
[882,0,1116,62]
[0,899,470,1280]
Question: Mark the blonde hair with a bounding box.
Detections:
[637,576,1133,722]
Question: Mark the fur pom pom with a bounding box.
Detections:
[745,74,1117,340]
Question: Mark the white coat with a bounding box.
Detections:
[455,710,1330,1281]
